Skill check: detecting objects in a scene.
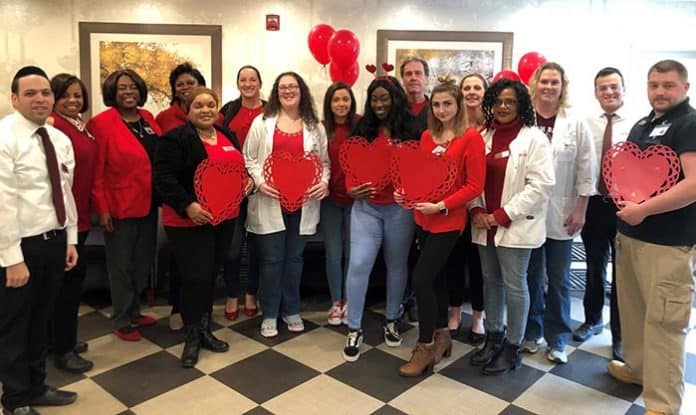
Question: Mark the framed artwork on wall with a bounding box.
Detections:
[376,30,513,91]
[79,22,222,117]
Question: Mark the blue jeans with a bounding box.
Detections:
[345,200,415,329]
[526,238,573,349]
[223,206,260,298]
[320,199,352,303]
[478,245,532,345]
[255,212,308,319]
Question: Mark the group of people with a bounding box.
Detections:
[0,55,694,415]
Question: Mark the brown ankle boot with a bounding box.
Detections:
[433,328,452,364]
[399,342,436,377]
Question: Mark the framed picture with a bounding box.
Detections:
[377,30,513,91]
[79,22,222,117]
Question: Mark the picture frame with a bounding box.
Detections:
[376,30,514,90]
[78,22,222,117]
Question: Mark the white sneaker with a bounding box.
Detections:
[546,348,568,364]
[340,301,348,325]
[282,314,305,333]
[261,318,278,338]
[327,303,342,326]
[520,337,543,354]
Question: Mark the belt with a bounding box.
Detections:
[26,228,66,241]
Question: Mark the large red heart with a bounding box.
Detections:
[602,141,681,204]
[194,158,248,226]
[391,141,459,208]
[263,151,323,212]
[339,136,393,191]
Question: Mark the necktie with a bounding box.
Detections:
[37,127,66,226]
[598,113,614,196]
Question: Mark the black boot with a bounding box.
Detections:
[200,313,229,352]
[470,331,504,366]
[483,340,521,375]
[181,324,201,368]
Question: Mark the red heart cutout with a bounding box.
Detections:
[391,141,459,207]
[339,136,393,191]
[263,151,323,212]
[194,158,248,225]
[602,141,681,204]
[365,64,377,74]
[382,63,394,72]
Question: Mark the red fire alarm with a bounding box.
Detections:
[266,14,280,31]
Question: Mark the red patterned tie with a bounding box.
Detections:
[37,127,66,226]
[597,114,613,196]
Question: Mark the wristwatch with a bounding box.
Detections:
[438,201,448,215]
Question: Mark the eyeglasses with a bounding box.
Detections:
[494,98,518,108]
[278,85,299,92]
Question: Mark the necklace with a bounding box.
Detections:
[197,128,216,141]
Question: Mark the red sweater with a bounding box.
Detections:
[156,102,188,134]
[52,113,98,232]
[88,108,162,219]
[415,128,486,233]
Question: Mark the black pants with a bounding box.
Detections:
[412,227,460,343]
[446,225,484,311]
[165,220,236,325]
[51,231,88,355]
[580,195,621,341]
[0,231,66,410]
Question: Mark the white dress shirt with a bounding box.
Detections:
[585,107,634,190]
[0,112,78,267]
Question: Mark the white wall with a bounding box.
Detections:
[1,0,695,119]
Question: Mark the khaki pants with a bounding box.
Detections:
[615,232,695,414]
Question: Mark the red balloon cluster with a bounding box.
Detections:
[489,51,548,86]
[308,24,360,86]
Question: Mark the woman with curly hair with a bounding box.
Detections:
[342,76,421,362]
[244,71,330,338]
[468,79,555,375]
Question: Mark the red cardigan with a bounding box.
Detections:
[414,128,486,233]
[156,102,187,134]
[88,107,162,219]
[52,113,98,232]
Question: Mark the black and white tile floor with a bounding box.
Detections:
[21,288,695,415]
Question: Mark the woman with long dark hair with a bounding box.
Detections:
[342,76,420,362]
[321,82,360,325]
[244,71,330,338]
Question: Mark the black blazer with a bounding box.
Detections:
[153,122,242,218]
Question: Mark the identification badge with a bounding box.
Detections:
[432,145,446,155]
[649,124,670,137]
[144,126,156,135]
[222,146,236,152]
[494,150,510,159]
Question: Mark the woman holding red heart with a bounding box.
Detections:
[395,76,486,376]
[244,72,330,339]
[468,79,555,375]
[342,76,421,363]
[321,82,361,326]
[154,87,253,368]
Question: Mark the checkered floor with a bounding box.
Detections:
[24,291,694,415]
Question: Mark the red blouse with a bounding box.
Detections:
[272,127,304,156]
[414,128,486,233]
[326,122,354,205]
[227,105,264,148]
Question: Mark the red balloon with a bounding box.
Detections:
[308,24,335,65]
[329,60,359,86]
[518,52,547,85]
[327,30,360,69]
[492,70,521,83]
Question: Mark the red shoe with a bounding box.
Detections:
[113,327,141,341]
[131,315,157,327]
[225,309,239,321]
[244,306,258,317]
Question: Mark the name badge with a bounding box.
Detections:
[649,124,670,137]
[494,150,510,159]
[144,126,156,135]
[432,145,446,155]
[222,146,236,152]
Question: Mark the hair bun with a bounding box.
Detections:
[436,74,456,85]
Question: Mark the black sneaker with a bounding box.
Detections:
[383,320,402,347]
[343,329,363,362]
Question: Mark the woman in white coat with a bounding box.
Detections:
[469,78,555,375]
[244,71,330,338]
[522,62,597,364]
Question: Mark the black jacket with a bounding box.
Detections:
[153,122,242,218]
